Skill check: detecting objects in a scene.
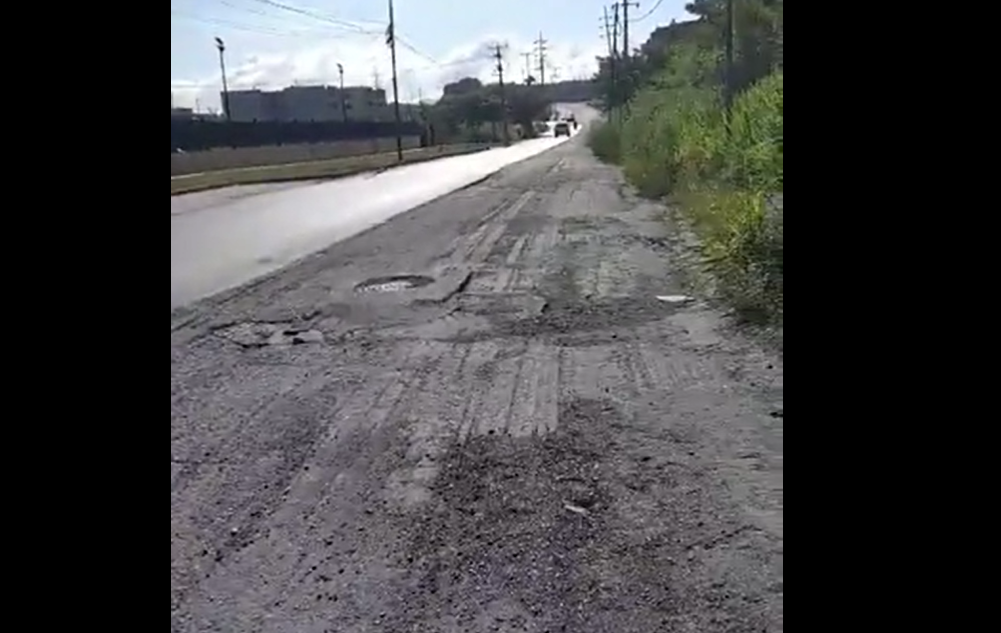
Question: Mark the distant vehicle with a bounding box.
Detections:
[554,122,571,137]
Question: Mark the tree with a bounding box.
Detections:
[592,0,783,108]
[428,76,552,143]
[443,77,484,97]
[507,86,550,138]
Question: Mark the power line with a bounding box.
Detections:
[204,0,455,73]
[171,10,340,38]
[394,37,440,66]
[244,0,442,68]
[631,0,665,22]
[175,9,452,76]
[247,0,380,34]
[175,0,490,103]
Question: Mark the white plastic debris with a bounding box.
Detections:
[656,295,694,304]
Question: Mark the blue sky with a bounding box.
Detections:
[170,0,694,110]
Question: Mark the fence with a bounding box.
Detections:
[171,119,426,153]
[170,137,424,176]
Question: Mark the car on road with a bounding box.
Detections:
[554,122,571,137]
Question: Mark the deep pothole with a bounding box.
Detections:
[354,275,436,294]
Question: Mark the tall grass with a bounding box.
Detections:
[587,120,621,164]
[591,72,783,325]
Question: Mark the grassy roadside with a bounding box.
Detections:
[589,73,783,327]
[171,143,492,196]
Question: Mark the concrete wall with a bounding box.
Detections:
[171,136,423,176]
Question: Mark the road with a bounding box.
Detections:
[171,129,579,310]
[171,122,784,632]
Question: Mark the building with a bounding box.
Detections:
[170,92,195,119]
[224,85,406,123]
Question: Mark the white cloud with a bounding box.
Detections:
[170,31,604,112]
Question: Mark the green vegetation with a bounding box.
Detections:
[424,78,554,144]
[170,144,488,196]
[590,0,783,326]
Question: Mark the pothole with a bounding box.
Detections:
[354,275,436,294]
[215,322,325,348]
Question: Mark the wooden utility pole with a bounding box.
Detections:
[612,4,621,58]
[386,0,403,162]
[602,7,615,57]
[607,4,623,122]
[494,44,510,146]
[603,5,616,111]
[724,0,735,116]
[621,1,639,59]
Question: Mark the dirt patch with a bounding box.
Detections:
[389,397,778,632]
[495,296,676,338]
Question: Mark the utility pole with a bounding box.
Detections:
[214,37,231,122]
[724,0,735,116]
[602,7,614,57]
[494,44,510,146]
[612,4,621,58]
[386,0,404,162]
[620,1,639,59]
[521,52,532,84]
[373,68,381,90]
[337,63,348,122]
[534,32,548,86]
[605,5,623,121]
[603,5,615,111]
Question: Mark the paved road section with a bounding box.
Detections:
[171,134,577,310]
[171,129,784,632]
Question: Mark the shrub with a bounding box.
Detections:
[590,71,783,325]
[587,120,622,164]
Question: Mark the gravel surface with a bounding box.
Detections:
[171,131,784,632]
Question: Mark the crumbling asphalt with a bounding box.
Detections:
[171,130,784,632]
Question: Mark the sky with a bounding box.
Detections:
[170,0,695,111]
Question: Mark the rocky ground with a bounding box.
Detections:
[170,132,784,632]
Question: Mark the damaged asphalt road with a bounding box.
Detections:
[170,134,784,632]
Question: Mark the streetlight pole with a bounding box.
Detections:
[337,63,348,122]
[215,37,231,122]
